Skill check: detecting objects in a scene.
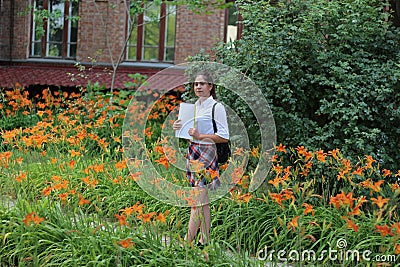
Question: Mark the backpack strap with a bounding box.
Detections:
[211,102,218,134]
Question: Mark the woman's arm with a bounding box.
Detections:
[188,128,229,143]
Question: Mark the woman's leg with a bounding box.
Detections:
[186,206,201,243]
[198,203,210,244]
[185,187,209,244]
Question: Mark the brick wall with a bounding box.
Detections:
[0,0,30,60]
[175,6,225,64]
[1,0,226,65]
[77,0,127,63]
[0,0,11,59]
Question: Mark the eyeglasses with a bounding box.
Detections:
[194,82,210,87]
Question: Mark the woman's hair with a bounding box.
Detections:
[194,70,217,99]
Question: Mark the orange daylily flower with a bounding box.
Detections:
[119,206,134,217]
[68,150,81,157]
[92,164,104,173]
[371,196,389,209]
[131,134,142,142]
[78,195,91,205]
[282,166,292,180]
[51,175,62,182]
[272,165,283,174]
[270,154,278,162]
[251,147,259,158]
[305,161,312,169]
[58,193,69,201]
[155,156,169,170]
[382,169,391,177]
[348,196,367,216]
[276,143,286,153]
[375,224,394,237]
[188,159,204,173]
[155,211,169,223]
[365,155,376,169]
[138,212,156,223]
[112,175,123,184]
[207,168,219,179]
[144,127,153,139]
[328,148,340,159]
[237,192,252,203]
[287,216,300,231]
[395,244,400,255]
[219,162,228,170]
[269,176,282,188]
[115,160,127,170]
[56,180,69,189]
[69,160,76,169]
[329,191,355,209]
[42,186,52,196]
[370,180,384,193]
[22,212,35,226]
[23,212,44,226]
[118,238,135,249]
[352,167,363,176]
[302,203,315,216]
[300,168,310,177]
[154,145,164,155]
[359,178,372,188]
[395,170,400,177]
[391,183,400,192]
[295,146,307,156]
[97,138,109,149]
[184,196,197,207]
[342,216,358,232]
[268,189,294,206]
[81,176,98,188]
[304,151,313,162]
[15,171,27,183]
[131,202,144,214]
[115,214,129,227]
[32,214,45,225]
[315,150,326,162]
[15,157,23,164]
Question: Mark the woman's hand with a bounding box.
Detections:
[172,119,182,130]
[188,128,200,140]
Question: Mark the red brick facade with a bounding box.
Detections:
[0,0,226,69]
[175,6,225,63]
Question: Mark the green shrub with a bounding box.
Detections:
[214,0,400,170]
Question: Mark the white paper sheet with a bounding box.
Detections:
[175,103,195,140]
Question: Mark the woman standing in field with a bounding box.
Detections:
[172,71,229,247]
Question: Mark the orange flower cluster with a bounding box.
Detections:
[329,191,367,217]
[23,212,45,226]
[115,202,169,226]
[268,189,295,206]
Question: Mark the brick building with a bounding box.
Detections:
[0,0,240,89]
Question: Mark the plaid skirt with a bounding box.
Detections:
[186,142,220,189]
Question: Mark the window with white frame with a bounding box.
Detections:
[31,0,79,58]
[127,1,176,62]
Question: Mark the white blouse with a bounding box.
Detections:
[194,96,229,144]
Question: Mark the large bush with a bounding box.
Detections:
[214,0,400,170]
